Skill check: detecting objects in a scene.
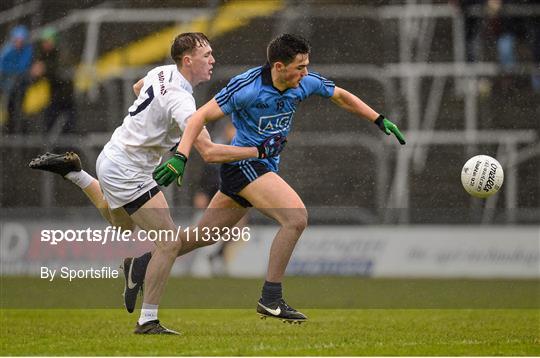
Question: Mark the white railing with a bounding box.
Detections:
[1,3,538,223]
[0,0,41,25]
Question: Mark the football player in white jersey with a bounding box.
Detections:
[29,33,286,334]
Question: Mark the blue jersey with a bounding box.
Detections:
[215,64,335,172]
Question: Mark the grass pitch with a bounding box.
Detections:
[1,277,539,355]
[1,308,538,355]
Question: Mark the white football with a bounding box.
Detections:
[461,155,504,198]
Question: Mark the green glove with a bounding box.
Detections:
[152,153,187,187]
[374,114,406,145]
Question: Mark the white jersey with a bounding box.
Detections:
[103,65,195,172]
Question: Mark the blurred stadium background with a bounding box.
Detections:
[1,0,539,300]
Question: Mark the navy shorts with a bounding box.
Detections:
[123,185,160,215]
[219,160,271,207]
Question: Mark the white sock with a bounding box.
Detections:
[138,303,158,325]
[65,170,94,189]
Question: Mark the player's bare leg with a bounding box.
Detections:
[123,191,246,321]
[82,181,136,231]
[128,191,180,334]
[238,172,308,322]
[29,152,135,231]
[240,173,307,281]
[123,192,246,315]
[28,152,150,324]
[202,193,250,275]
[177,191,248,256]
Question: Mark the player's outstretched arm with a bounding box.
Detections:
[193,130,287,164]
[330,86,405,145]
[194,128,258,163]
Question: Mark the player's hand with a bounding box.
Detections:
[152,152,187,187]
[257,133,287,159]
[374,114,406,145]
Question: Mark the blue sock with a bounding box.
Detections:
[261,281,282,304]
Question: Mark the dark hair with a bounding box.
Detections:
[267,34,311,65]
[171,32,210,65]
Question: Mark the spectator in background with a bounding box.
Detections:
[453,0,540,93]
[486,0,524,72]
[451,0,486,62]
[0,25,33,133]
[487,0,540,91]
[30,27,76,133]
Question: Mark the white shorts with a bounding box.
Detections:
[96,150,157,209]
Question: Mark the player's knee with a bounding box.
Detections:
[282,208,308,233]
[156,239,182,258]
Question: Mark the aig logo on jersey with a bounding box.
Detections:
[257,111,294,135]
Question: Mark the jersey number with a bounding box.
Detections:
[129,86,154,116]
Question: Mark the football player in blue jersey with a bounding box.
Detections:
[142,34,405,323]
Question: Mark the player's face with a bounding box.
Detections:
[281,53,309,89]
[188,43,215,85]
